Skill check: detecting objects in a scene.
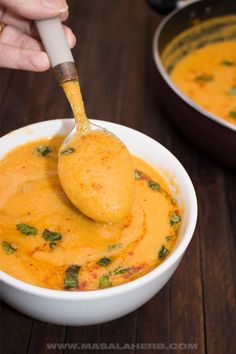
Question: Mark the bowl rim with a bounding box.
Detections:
[0,119,198,299]
[152,6,236,133]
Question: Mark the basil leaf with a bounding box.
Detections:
[229,111,236,119]
[35,145,52,156]
[99,275,111,289]
[16,223,37,236]
[170,212,181,225]
[2,241,17,254]
[195,75,213,82]
[111,267,129,275]
[159,245,168,259]
[43,229,61,242]
[107,243,122,251]
[60,147,75,156]
[166,235,173,241]
[228,87,236,96]
[221,60,234,66]
[64,265,81,289]
[97,257,111,267]
[148,180,160,191]
[42,229,62,248]
[134,170,142,180]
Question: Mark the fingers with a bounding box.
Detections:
[0,1,76,72]
[1,25,42,50]
[0,24,76,51]
[0,6,32,37]
[63,25,76,49]
[0,25,76,71]
[0,7,76,48]
[0,42,50,71]
[0,6,68,35]
[0,0,68,20]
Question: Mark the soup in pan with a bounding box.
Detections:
[171,40,236,125]
[0,137,181,290]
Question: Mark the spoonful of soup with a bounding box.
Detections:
[36,18,135,223]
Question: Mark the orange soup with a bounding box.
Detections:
[0,137,181,290]
[171,40,236,125]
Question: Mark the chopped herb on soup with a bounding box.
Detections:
[166,235,173,241]
[64,265,81,289]
[195,74,213,82]
[42,229,62,248]
[2,241,17,254]
[97,257,111,267]
[99,275,111,289]
[221,60,235,66]
[60,147,75,156]
[228,87,236,96]
[108,243,122,251]
[134,170,143,180]
[35,145,52,156]
[111,267,129,275]
[16,223,37,236]
[159,245,169,259]
[148,180,160,191]
[170,212,181,225]
[229,111,236,119]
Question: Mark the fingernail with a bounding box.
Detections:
[43,0,68,13]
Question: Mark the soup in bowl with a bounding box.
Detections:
[0,119,197,325]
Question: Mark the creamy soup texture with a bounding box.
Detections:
[171,40,236,125]
[59,80,135,223]
[0,137,181,290]
[58,130,135,223]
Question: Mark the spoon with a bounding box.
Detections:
[35,18,135,224]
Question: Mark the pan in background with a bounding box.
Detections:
[149,0,236,168]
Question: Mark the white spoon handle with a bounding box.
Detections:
[36,17,73,67]
[35,17,78,82]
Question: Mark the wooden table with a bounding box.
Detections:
[1,1,235,353]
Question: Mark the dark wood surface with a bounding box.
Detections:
[1,1,235,353]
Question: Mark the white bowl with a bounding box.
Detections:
[0,119,197,325]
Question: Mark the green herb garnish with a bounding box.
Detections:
[108,243,122,251]
[195,74,213,82]
[64,265,81,289]
[166,235,173,241]
[229,111,236,119]
[42,229,62,248]
[221,60,235,66]
[134,170,142,180]
[16,223,37,236]
[159,245,169,259]
[60,147,75,156]
[148,180,160,191]
[35,145,52,156]
[2,241,17,254]
[99,275,111,289]
[228,87,236,96]
[97,257,111,267]
[111,267,129,275]
[170,212,181,225]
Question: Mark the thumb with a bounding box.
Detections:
[0,0,68,20]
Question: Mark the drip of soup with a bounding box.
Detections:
[59,80,135,223]
[171,40,236,125]
[0,137,181,291]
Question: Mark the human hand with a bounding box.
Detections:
[0,0,76,71]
